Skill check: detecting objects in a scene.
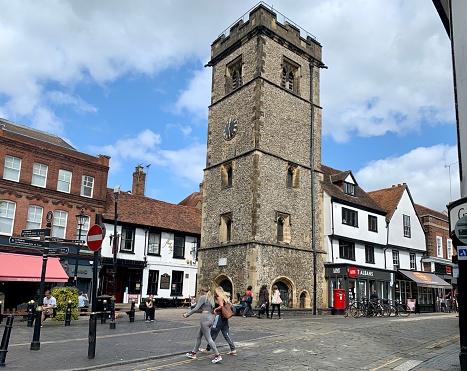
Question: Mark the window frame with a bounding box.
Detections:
[173,235,185,259]
[410,253,416,270]
[403,214,411,238]
[170,270,184,296]
[26,205,43,230]
[148,232,161,255]
[392,250,400,270]
[57,169,72,193]
[344,182,356,196]
[3,155,21,182]
[447,239,453,260]
[80,175,94,198]
[436,236,443,258]
[220,213,232,243]
[120,227,135,253]
[368,215,378,232]
[147,270,159,295]
[342,207,358,227]
[31,162,48,187]
[76,215,90,241]
[52,210,68,238]
[339,240,355,261]
[365,245,375,264]
[0,200,16,235]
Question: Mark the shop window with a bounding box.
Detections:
[339,240,355,260]
[171,270,184,296]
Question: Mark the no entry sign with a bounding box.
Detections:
[348,267,358,278]
[86,224,104,251]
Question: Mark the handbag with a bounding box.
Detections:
[221,302,234,319]
[276,297,283,304]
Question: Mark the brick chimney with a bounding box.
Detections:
[132,165,146,196]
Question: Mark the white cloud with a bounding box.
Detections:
[356,145,460,211]
[174,68,211,121]
[46,91,97,114]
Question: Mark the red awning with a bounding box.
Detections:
[0,252,69,282]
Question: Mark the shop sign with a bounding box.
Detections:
[358,269,374,277]
[348,267,358,278]
[446,266,452,275]
[333,268,341,274]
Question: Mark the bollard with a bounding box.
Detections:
[64,300,72,326]
[109,296,116,330]
[101,300,107,324]
[129,300,135,322]
[0,301,2,325]
[27,301,35,327]
[0,315,14,367]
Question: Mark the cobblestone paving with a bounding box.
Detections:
[1,309,461,371]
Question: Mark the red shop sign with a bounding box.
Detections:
[348,267,358,278]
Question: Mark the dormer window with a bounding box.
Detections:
[344,182,355,196]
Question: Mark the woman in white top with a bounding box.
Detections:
[270,285,283,320]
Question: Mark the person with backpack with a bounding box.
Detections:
[242,285,255,318]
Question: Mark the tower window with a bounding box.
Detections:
[220,213,232,243]
[221,162,233,189]
[276,212,291,243]
[286,164,299,188]
[226,56,243,94]
[280,57,300,94]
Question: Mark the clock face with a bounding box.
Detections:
[223,118,238,141]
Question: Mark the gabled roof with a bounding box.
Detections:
[367,184,409,221]
[102,189,201,235]
[0,118,76,150]
[414,204,448,221]
[178,191,202,209]
[321,165,386,214]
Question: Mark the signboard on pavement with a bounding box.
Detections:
[9,237,48,248]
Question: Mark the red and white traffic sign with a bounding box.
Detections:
[86,224,104,251]
[348,267,358,278]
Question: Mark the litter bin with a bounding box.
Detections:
[332,288,346,315]
[96,295,112,317]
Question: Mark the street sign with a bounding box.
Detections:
[47,237,84,244]
[9,237,48,248]
[21,228,50,238]
[86,224,104,251]
[48,247,69,255]
[459,247,467,260]
[348,267,358,278]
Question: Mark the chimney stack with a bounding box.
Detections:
[132,165,146,196]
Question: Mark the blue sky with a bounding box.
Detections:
[0,0,459,211]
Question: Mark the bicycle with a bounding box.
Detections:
[389,300,410,317]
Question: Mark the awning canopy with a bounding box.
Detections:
[399,270,452,288]
[0,252,69,282]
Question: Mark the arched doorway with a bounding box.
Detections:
[276,281,290,308]
[219,279,233,295]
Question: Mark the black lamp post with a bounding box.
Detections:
[74,210,86,287]
[110,185,120,330]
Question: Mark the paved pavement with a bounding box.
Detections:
[0,308,462,371]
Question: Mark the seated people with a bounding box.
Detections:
[78,291,89,310]
[41,290,57,326]
[145,294,155,322]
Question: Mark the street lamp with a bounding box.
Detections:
[110,185,120,330]
[445,161,459,202]
[74,210,87,287]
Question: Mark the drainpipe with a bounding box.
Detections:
[310,59,327,316]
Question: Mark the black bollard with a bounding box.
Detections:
[87,312,97,359]
[0,301,3,325]
[0,315,14,367]
[129,300,135,322]
[27,301,35,327]
[101,300,107,324]
[109,296,116,329]
[64,301,72,326]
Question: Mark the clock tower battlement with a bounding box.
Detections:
[200,2,325,311]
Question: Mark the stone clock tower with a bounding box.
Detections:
[199,3,326,309]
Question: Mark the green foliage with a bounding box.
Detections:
[51,287,79,321]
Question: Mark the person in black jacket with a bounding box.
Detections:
[257,284,269,319]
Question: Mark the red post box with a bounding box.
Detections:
[331,288,346,315]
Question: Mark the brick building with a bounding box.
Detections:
[0,118,109,309]
[199,4,326,309]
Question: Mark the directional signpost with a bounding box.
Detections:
[459,247,467,260]
[21,228,50,238]
[48,247,69,255]
[9,237,48,248]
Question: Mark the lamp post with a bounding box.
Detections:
[445,162,459,202]
[110,185,120,330]
[74,210,87,287]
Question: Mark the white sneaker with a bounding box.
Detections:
[212,355,222,363]
[186,352,196,359]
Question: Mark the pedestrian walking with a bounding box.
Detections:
[270,285,283,320]
[183,287,222,364]
[199,286,237,356]
[257,284,269,319]
[242,285,255,317]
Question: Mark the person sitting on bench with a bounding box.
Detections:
[41,290,57,326]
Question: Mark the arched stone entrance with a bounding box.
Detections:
[272,276,296,308]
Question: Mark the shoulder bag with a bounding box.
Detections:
[221,301,234,319]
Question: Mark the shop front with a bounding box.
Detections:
[325,264,395,308]
[396,270,452,313]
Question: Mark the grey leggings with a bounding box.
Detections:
[192,313,219,355]
[206,314,235,351]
